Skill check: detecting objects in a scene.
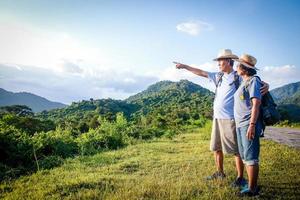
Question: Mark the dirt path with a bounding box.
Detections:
[263,126,300,149]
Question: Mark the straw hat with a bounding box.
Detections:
[213,49,238,61]
[234,54,259,70]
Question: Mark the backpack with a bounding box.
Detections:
[245,76,281,127]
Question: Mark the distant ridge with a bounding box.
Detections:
[270,81,300,105]
[270,81,300,122]
[0,88,66,112]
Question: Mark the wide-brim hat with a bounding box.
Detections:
[213,49,238,61]
[234,54,259,70]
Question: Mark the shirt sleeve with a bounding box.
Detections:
[249,77,262,100]
[207,72,217,86]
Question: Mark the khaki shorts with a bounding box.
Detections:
[210,118,239,155]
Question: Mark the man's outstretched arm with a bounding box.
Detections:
[175,63,209,78]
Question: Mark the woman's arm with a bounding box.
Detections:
[247,98,261,140]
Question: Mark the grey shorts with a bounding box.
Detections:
[210,118,239,155]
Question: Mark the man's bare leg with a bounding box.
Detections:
[215,150,224,173]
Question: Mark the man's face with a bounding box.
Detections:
[217,59,230,72]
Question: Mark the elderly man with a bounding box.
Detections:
[175,49,268,187]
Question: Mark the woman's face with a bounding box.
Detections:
[237,64,243,76]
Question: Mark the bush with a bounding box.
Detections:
[39,156,64,170]
[76,114,127,155]
[163,129,177,139]
[0,114,55,136]
[0,123,33,168]
[0,123,35,180]
[32,129,78,159]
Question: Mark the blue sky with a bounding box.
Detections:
[0,0,300,104]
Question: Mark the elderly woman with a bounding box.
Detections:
[233,54,263,197]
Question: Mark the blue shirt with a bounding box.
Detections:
[208,71,242,119]
[234,76,262,128]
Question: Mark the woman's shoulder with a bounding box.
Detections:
[249,76,262,87]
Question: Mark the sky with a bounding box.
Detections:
[0,0,300,104]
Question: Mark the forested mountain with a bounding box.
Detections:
[38,98,140,125]
[126,80,214,120]
[127,80,212,102]
[0,88,66,112]
[271,81,300,105]
[270,82,300,122]
[38,80,214,125]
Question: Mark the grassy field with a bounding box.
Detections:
[1,123,299,200]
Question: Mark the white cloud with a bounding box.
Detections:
[56,59,83,74]
[0,20,111,71]
[258,65,300,89]
[0,63,158,104]
[176,20,214,36]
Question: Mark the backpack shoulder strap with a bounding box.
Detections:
[245,75,261,90]
[214,72,224,97]
[233,71,240,90]
[215,72,224,87]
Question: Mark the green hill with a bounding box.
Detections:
[270,82,300,122]
[126,80,212,102]
[271,81,300,105]
[126,80,214,119]
[38,98,140,124]
[0,88,66,112]
[38,80,214,125]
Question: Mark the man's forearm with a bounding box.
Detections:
[184,65,208,78]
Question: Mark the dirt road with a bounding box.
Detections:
[263,126,300,149]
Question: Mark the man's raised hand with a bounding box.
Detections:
[173,61,186,69]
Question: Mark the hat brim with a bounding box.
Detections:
[233,59,259,70]
[213,55,238,61]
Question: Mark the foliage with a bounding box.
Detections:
[0,105,34,116]
[1,129,299,200]
[32,129,78,158]
[0,113,55,135]
[0,80,214,181]
[0,123,33,179]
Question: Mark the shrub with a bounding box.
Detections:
[76,114,127,155]
[32,129,78,159]
[0,123,33,168]
[39,155,64,170]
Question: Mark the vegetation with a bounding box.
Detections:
[1,80,300,199]
[1,125,299,200]
[0,80,213,181]
[271,81,300,123]
[271,81,300,104]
